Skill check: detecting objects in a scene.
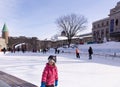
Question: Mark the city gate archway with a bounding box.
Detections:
[8,37,40,51]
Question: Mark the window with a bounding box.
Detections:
[102,22,104,27]
[106,21,109,26]
[97,24,100,28]
[94,25,96,28]
[110,19,114,32]
[115,19,118,26]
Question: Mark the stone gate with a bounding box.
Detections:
[8,36,40,51]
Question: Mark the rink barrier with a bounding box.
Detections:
[92,53,120,58]
[62,51,120,59]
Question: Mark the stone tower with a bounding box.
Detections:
[2,23,9,45]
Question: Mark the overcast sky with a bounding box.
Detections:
[0,0,119,40]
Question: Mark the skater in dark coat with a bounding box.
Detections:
[40,55,58,87]
[88,46,93,60]
[2,47,6,54]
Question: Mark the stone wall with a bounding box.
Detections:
[0,38,6,51]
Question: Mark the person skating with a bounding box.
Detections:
[40,55,58,87]
[76,47,80,58]
[88,46,93,60]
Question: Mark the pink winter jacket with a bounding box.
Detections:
[41,63,58,85]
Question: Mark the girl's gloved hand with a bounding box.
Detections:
[40,82,46,87]
[55,80,58,86]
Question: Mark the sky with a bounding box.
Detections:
[0,0,119,40]
[0,42,120,87]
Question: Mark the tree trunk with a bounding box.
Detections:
[68,38,71,48]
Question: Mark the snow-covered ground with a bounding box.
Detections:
[0,41,120,87]
[59,41,120,56]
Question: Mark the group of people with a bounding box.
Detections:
[75,46,93,60]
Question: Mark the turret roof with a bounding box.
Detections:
[2,23,8,32]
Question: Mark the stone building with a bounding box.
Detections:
[0,38,6,51]
[79,33,93,44]
[92,1,120,42]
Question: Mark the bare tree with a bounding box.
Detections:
[56,14,87,47]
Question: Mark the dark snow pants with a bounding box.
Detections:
[76,53,80,58]
[89,54,92,59]
[46,84,54,87]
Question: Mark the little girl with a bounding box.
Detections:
[40,55,58,87]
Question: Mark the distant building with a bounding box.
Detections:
[61,31,66,36]
[92,2,120,42]
[79,33,93,43]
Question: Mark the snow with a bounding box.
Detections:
[0,41,120,87]
[57,41,120,58]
